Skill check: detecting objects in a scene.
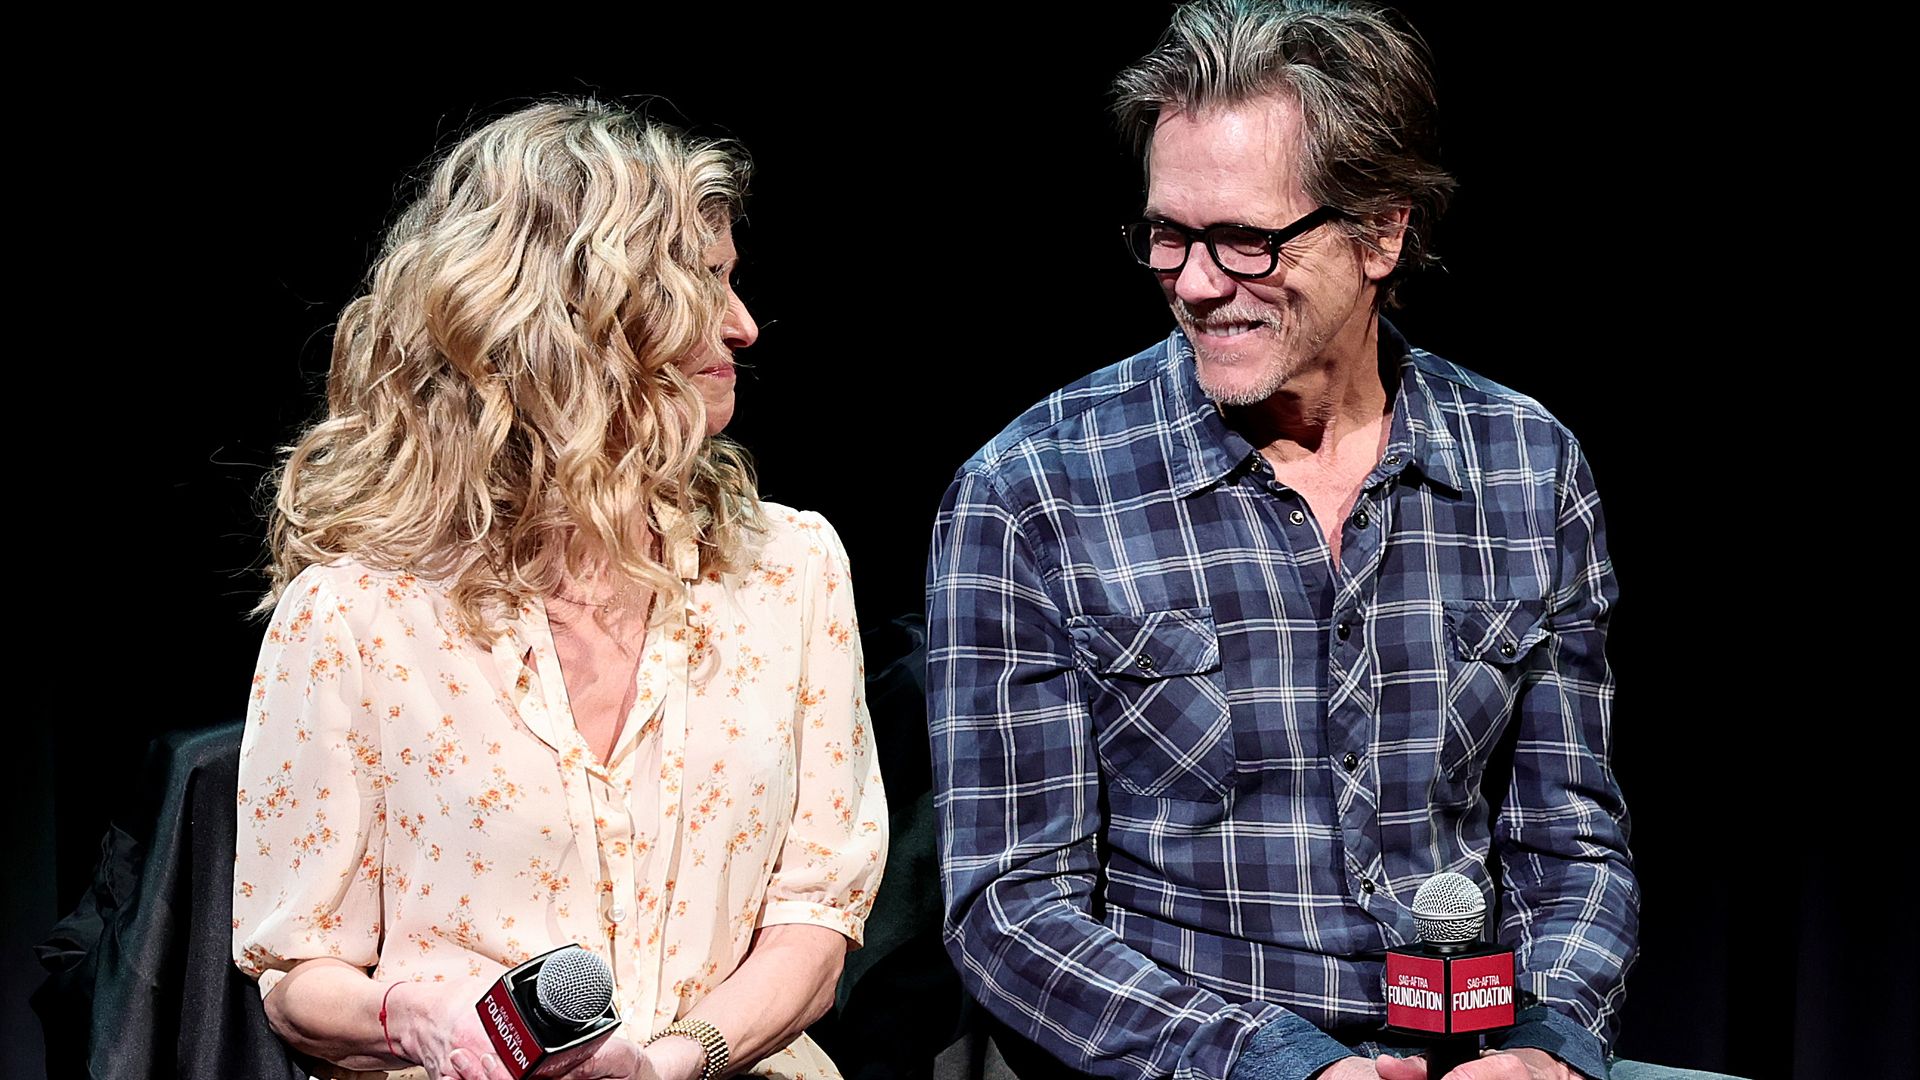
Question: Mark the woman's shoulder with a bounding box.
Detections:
[753,502,850,567]
[271,560,452,638]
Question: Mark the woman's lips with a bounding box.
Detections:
[691,360,735,380]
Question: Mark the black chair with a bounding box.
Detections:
[808,614,983,1080]
[34,720,303,1080]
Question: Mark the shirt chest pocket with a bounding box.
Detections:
[1440,598,1551,779]
[1067,608,1235,801]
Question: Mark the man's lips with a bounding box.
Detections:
[1188,319,1273,344]
[1195,322,1264,338]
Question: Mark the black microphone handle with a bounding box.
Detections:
[1426,1036,1477,1077]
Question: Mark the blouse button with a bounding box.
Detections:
[609,904,628,924]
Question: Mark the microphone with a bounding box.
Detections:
[476,944,622,1078]
[1382,873,1517,1076]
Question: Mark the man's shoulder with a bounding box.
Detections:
[1407,345,1568,437]
[960,334,1177,480]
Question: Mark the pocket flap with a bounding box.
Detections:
[1068,607,1221,677]
[1443,598,1550,663]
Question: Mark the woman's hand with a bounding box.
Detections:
[389,976,516,1080]
[634,1035,707,1080]
[548,1036,657,1080]
[393,978,660,1080]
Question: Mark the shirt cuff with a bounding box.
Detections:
[1226,1012,1357,1080]
[757,898,867,946]
[254,967,286,1001]
[1492,1004,1610,1080]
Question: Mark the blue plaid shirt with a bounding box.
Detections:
[927,324,1637,1080]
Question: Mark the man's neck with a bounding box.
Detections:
[1226,312,1390,463]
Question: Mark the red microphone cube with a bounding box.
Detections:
[1383,942,1517,1037]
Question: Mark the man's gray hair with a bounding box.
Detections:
[1113,0,1456,306]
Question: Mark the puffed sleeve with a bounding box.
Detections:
[232,567,387,999]
[757,514,888,944]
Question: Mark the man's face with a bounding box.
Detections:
[1145,95,1397,405]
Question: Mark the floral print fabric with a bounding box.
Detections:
[233,506,886,1078]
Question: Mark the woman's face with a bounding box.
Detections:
[676,225,757,437]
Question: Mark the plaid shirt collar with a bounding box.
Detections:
[1165,318,1467,499]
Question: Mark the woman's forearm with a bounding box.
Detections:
[666,923,848,1078]
[261,958,410,1071]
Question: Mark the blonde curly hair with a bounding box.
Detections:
[263,98,763,638]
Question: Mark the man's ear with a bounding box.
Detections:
[1362,205,1413,282]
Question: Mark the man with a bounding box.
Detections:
[926,3,1638,1079]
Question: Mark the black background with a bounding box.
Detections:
[5,6,1892,1079]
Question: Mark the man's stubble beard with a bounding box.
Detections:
[1175,299,1322,407]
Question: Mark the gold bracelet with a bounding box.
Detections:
[646,1018,730,1080]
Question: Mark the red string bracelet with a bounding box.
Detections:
[379,981,402,1058]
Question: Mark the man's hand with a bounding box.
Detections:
[1365,1048,1578,1080]
[1318,1058,1394,1079]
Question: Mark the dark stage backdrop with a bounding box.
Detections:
[10,6,1882,1080]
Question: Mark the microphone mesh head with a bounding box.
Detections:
[1411,873,1487,946]
[534,946,614,1025]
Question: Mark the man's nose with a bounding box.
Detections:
[1172,243,1235,305]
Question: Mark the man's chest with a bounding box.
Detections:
[1034,475,1557,804]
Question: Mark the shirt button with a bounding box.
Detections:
[609,904,628,924]
[1385,453,1401,466]
[1500,638,1518,658]
[1336,620,1351,641]
[1136,654,1156,673]
[1288,509,1306,526]
[1361,879,1375,894]
[1342,751,1359,771]
[1350,510,1369,529]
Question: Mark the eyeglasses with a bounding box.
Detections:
[1122,206,1343,279]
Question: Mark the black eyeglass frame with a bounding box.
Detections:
[1122,206,1345,280]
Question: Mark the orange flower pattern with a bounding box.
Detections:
[233,507,886,1078]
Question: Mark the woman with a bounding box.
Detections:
[233,99,886,1080]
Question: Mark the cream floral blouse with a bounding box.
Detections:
[232,506,887,1079]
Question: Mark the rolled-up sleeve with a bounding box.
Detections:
[928,467,1345,1080]
[1489,439,1640,1080]
[759,515,889,945]
[232,568,386,1000]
